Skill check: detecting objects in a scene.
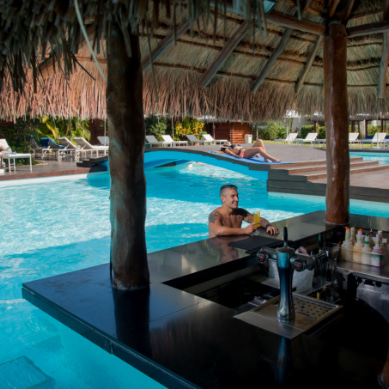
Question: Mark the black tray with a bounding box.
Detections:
[229,235,282,253]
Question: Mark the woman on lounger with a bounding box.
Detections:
[222,140,280,163]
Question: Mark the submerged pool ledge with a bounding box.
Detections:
[22,211,389,388]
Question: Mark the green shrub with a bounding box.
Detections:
[317,126,326,139]
[299,125,314,139]
[258,121,286,140]
[145,115,169,140]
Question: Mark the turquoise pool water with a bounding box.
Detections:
[1,163,389,388]
[351,151,389,164]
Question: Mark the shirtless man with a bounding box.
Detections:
[208,184,279,238]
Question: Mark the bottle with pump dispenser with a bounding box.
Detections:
[353,229,364,263]
[341,227,353,262]
[371,234,384,267]
[361,235,372,265]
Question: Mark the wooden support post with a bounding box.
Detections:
[324,23,349,225]
[378,0,389,98]
[107,23,150,290]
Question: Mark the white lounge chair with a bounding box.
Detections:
[0,138,12,168]
[145,135,171,148]
[274,133,298,144]
[185,135,207,145]
[73,137,109,156]
[348,132,361,147]
[97,136,109,146]
[294,132,318,146]
[361,132,387,148]
[58,137,89,161]
[201,134,228,145]
[161,135,188,147]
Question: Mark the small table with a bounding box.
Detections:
[1,153,32,172]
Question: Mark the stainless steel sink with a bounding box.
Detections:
[234,293,342,339]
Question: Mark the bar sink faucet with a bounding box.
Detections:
[257,228,317,323]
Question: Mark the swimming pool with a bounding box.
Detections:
[1,163,389,388]
[351,151,389,165]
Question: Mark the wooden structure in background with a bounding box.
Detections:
[212,122,251,144]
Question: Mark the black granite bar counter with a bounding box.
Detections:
[22,211,389,388]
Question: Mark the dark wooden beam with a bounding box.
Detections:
[141,20,190,72]
[267,11,326,35]
[198,21,251,88]
[342,0,356,23]
[378,0,389,98]
[251,28,292,93]
[324,23,349,225]
[295,35,322,94]
[347,21,389,38]
[328,0,341,18]
[107,23,149,290]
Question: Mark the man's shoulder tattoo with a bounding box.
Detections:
[208,211,219,223]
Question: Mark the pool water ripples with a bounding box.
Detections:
[1,162,389,388]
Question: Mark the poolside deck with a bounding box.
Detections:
[1,144,388,202]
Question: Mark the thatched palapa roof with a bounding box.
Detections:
[0,0,388,122]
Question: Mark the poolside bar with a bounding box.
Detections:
[23,210,389,388]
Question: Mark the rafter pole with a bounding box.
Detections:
[266,11,326,35]
[141,20,190,72]
[295,35,323,94]
[378,0,389,98]
[342,0,356,23]
[198,21,251,88]
[347,21,389,38]
[324,23,349,225]
[251,28,292,93]
[328,0,341,18]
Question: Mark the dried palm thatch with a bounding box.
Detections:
[0,0,388,122]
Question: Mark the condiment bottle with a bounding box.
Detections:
[361,236,372,265]
[350,227,356,245]
[353,232,364,263]
[371,235,384,267]
[341,228,353,262]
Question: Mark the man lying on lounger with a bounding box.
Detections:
[221,139,281,163]
[208,184,279,238]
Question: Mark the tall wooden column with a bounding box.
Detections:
[106,23,150,289]
[323,23,349,224]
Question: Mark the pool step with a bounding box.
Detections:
[287,160,379,176]
[269,158,389,182]
[305,163,389,181]
[0,356,55,389]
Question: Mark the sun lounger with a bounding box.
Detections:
[202,134,228,145]
[97,136,109,146]
[0,138,12,168]
[28,135,52,160]
[274,133,298,144]
[73,137,109,156]
[185,135,207,145]
[348,132,361,147]
[58,137,90,161]
[145,135,171,148]
[161,135,188,146]
[361,132,387,148]
[39,137,76,161]
[294,132,318,146]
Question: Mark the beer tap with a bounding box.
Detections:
[257,227,316,323]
